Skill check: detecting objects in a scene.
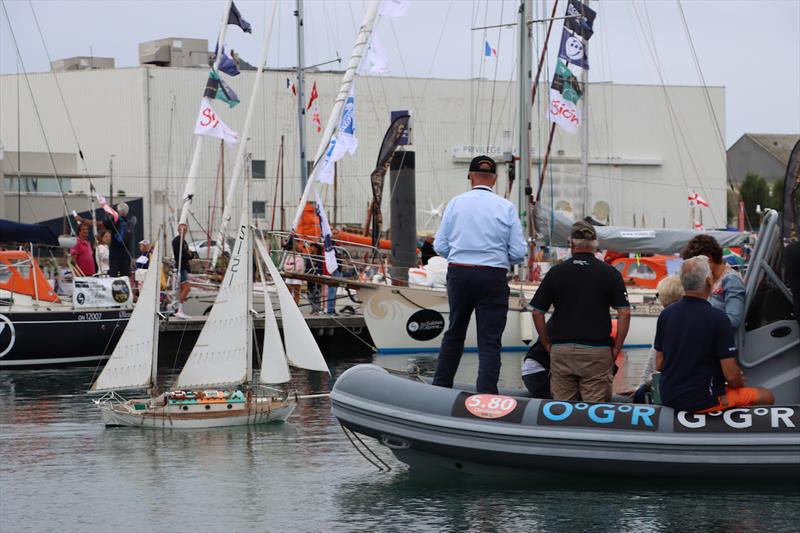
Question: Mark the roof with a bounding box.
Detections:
[744,134,800,165]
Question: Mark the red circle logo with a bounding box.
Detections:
[464,394,517,419]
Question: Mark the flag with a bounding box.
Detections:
[379,0,409,18]
[307,81,319,111]
[194,98,239,145]
[364,34,389,74]
[314,190,338,274]
[694,220,705,231]
[286,78,290,90]
[317,138,338,184]
[484,41,497,57]
[215,44,240,76]
[96,192,119,222]
[204,70,240,108]
[551,60,583,104]
[558,29,589,69]
[228,1,252,33]
[548,88,580,134]
[336,84,358,155]
[291,82,297,96]
[312,103,322,133]
[688,191,710,208]
[564,0,596,40]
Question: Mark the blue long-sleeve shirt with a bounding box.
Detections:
[434,186,527,270]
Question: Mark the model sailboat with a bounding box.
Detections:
[91,214,330,428]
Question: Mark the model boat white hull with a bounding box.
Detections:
[96,398,296,429]
[357,284,658,354]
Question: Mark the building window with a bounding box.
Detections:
[252,201,266,219]
[251,160,265,179]
[5,176,72,193]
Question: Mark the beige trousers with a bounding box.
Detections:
[550,344,614,402]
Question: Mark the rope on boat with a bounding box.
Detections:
[339,423,392,473]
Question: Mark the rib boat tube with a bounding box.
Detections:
[331,364,800,479]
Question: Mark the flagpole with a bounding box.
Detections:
[295,0,309,189]
[580,0,590,218]
[179,0,233,227]
[211,0,279,269]
[289,0,381,234]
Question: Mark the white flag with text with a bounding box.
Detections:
[194,98,239,145]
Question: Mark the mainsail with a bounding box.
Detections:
[254,242,291,384]
[175,214,250,389]
[255,238,329,374]
[91,243,161,392]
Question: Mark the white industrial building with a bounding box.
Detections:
[0,39,728,240]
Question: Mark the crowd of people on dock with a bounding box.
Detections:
[431,154,775,413]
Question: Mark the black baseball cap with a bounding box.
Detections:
[469,155,497,174]
[570,220,597,240]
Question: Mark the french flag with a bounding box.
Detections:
[484,41,497,57]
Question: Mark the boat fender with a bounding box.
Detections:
[519,310,534,345]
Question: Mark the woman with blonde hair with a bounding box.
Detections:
[631,275,684,403]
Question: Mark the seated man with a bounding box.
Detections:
[655,256,774,412]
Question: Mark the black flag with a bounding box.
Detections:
[228,2,252,33]
[369,114,411,249]
[564,0,596,40]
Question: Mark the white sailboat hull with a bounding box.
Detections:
[96,398,296,429]
[358,284,657,354]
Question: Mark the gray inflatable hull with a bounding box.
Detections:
[331,364,800,479]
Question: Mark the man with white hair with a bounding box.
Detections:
[655,256,774,411]
[531,220,631,402]
[102,201,132,278]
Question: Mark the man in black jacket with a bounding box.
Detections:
[171,223,194,319]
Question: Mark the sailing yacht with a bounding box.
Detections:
[91,214,330,428]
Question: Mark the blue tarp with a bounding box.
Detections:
[0,219,59,246]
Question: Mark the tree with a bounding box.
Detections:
[770,177,785,211]
[739,173,769,227]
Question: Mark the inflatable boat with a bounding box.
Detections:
[331,364,799,479]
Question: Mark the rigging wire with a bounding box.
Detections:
[633,0,719,228]
[2,0,75,233]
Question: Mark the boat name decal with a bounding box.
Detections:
[537,401,660,431]
[406,309,445,341]
[78,312,103,321]
[452,392,528,423]
[674,407,799,433]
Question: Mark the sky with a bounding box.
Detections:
[1,0,798,147]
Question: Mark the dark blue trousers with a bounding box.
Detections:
[432,266,509,394]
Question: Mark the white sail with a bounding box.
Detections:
[255,237,330,374]
[255,243,291,384]
[175,214,250,389]
[91,243,161,392]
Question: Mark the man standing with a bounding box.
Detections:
[171,223,194,319]
[431,155,526,394]
[655,256,773,411]
[531,220,631,402]
[103,202,131,278]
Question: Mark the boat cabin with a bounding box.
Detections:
[0,250,60,303]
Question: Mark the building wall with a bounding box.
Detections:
[728,135,787,185]
[1,67,727,238]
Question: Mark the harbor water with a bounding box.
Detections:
[1,350,798,532]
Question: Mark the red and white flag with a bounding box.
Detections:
[312,103,322,133]
[194,98,239,145]
[306,81,319,111]
[688,191,709,208]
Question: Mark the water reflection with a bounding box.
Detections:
[0,353,797,532]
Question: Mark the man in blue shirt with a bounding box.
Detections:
[431,155,527,394]
[655,256,774,411]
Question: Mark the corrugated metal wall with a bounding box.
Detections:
[0,66,727,237]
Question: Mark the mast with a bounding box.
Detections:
[245,155,253,385]
[150,244,161,395]
[295,0,309,189]
[517,0,533,277]
[580,0,590,217]
[211,0,279,268]
[290,0,381,233]
[179,0,233,226]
